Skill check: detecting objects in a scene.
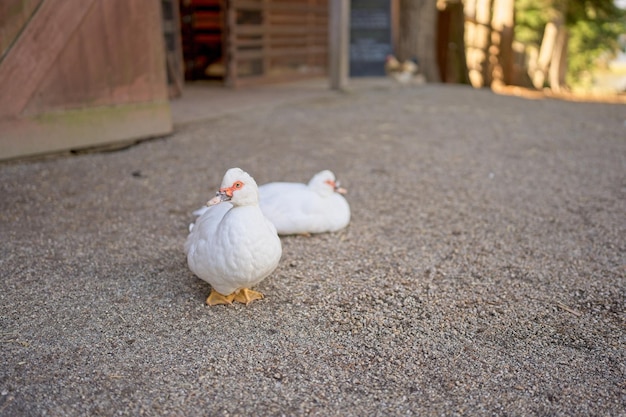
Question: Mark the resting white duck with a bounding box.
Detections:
[185,168,282,306]
[257,170,351,235]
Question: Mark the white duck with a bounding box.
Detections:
[185,168,282,306]
[257,170,351,235]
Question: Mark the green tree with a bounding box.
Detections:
[567,1,626,86]
[515,0,550,45]
[515,0,626,90]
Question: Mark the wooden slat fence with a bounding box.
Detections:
[226,0,328,87]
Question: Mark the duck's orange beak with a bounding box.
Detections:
[219,185,235,198]
[325,179,347,195]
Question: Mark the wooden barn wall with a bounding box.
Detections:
[0,0,172,160]
[0,0,43,58]
[226,0,328,87]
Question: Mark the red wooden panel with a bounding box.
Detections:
[0,0,172,160]
[0,0,96,117]
[23,1,168,113]
[0,0,42,57]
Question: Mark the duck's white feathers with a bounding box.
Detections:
[185,168,281,295]
[258,171,351,235]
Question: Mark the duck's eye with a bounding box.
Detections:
[233,181,243,189]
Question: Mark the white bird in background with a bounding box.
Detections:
[257,170,351,236]
[185,168,282,306]
[385,54,425,85]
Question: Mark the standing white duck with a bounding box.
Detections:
[185,168,282,306]
[257,170,351,235]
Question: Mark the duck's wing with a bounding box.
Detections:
[185,202,232,255]
[259,183,327,235]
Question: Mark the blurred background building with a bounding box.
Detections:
[1,0,623,160]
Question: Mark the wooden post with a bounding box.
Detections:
[329,0,349,90]
[466,0,492,87]
[491,0,514,87]
[225,0,237,88]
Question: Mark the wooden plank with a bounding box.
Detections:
[233,69,326,86]
[233,0,327,13]
[193,12,222,29]
[242,44,326,53]
[227,0,329,87]
[329,0,349,90]
[267,38,327,47]
[0,0,97,117]
[191,0,221,6]
[235,24,326,35]
[0,0,172,159]
[236,46,327,60]
[194,34,223,43]
[225,0,238,87]
[20,0,168,114]
[163,0,185,98]
[262,0,270,77]
[0,0,42,56]
[268,16,328,25]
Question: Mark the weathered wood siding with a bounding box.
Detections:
[225,0,328,87]
[0,0,172,160]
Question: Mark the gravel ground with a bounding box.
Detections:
[1,83,625,416]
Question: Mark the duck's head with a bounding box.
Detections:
[308,170,347,197]
[207,168,259,207]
